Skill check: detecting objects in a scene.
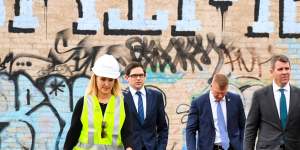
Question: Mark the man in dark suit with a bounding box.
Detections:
[244,54,300,150]
[186,73,245,150]
[123,62,168,150]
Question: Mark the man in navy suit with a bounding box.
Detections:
[123,62,168,150]
[186,74,245,150]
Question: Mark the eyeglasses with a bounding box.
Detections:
[101,121,107,138]
[129,73,145,78]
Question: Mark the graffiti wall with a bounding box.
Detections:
[0,0,300,149]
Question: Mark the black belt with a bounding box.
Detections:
[213,144,224,150]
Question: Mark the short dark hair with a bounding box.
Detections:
[125,62,146,76]
[212,73,228,90]
[270,54,290,70]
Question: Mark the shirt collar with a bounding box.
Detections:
[272,80,290,92]
[129,86,146,96]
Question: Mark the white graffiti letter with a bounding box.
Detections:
[0,0,5,26]
[249,0,274,33]
[175,0,201,31]
[76,0,100,31]
[107,0,168,30]
[13,0,38,29]
[282,0,300,33]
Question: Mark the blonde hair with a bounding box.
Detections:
[85,74,122,97]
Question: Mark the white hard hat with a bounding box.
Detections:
[92,54,120,79]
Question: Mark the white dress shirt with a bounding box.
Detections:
[209,91,227,144]
[272,80,290,118]
[129,86,147,119]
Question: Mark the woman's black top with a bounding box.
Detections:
[63,97,133,150]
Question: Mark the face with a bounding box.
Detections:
[96,76,115,95]
[125,67,146,90]
[211,82,228,101]
[271,61,291,87]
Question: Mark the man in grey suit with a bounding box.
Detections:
[244,54,300,150]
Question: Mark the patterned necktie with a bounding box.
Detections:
[136,91,144,124]
[217,102,230,150]
[279,88,287,129]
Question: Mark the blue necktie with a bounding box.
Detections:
[217,102,230,150]
[279,88,287,129]
[136,91,144,124]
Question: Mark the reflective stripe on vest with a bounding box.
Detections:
[74,95,125,150]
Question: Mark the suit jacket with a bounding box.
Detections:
[186,92,245,150]
[244,85,300,150]
[123,87,168,150]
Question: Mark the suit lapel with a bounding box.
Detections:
[267,86,282,129]
[206,93,215,128]
[286,86,297,127]
[145,88,153,122]
[124,90,140,122]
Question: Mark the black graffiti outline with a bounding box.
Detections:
[208,0,233,31]
[125,34,237,84]
[8,0,46,33]
[16,120,35,150]
[48,78,66,96]
[224,46,273,77]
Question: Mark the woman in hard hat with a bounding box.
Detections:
[64,54,133,150]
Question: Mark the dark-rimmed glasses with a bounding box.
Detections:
[129,73,145,78]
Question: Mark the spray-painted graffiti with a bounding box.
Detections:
[0,29,261,79]
[0,29,272,83]
[0,0,4,26]
[1,0,299,37]
[171,0,200,36]
[0,71,86,149]
[125,34,229,78]
[126,34,274,82]
[104,0,168,35]
[246,0,300,38]
[225,45,274,77]
[8,0,41,33]
[208,0,234,31]
[73,0,100,34]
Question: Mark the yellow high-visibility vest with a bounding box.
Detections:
[74,95,125,150]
